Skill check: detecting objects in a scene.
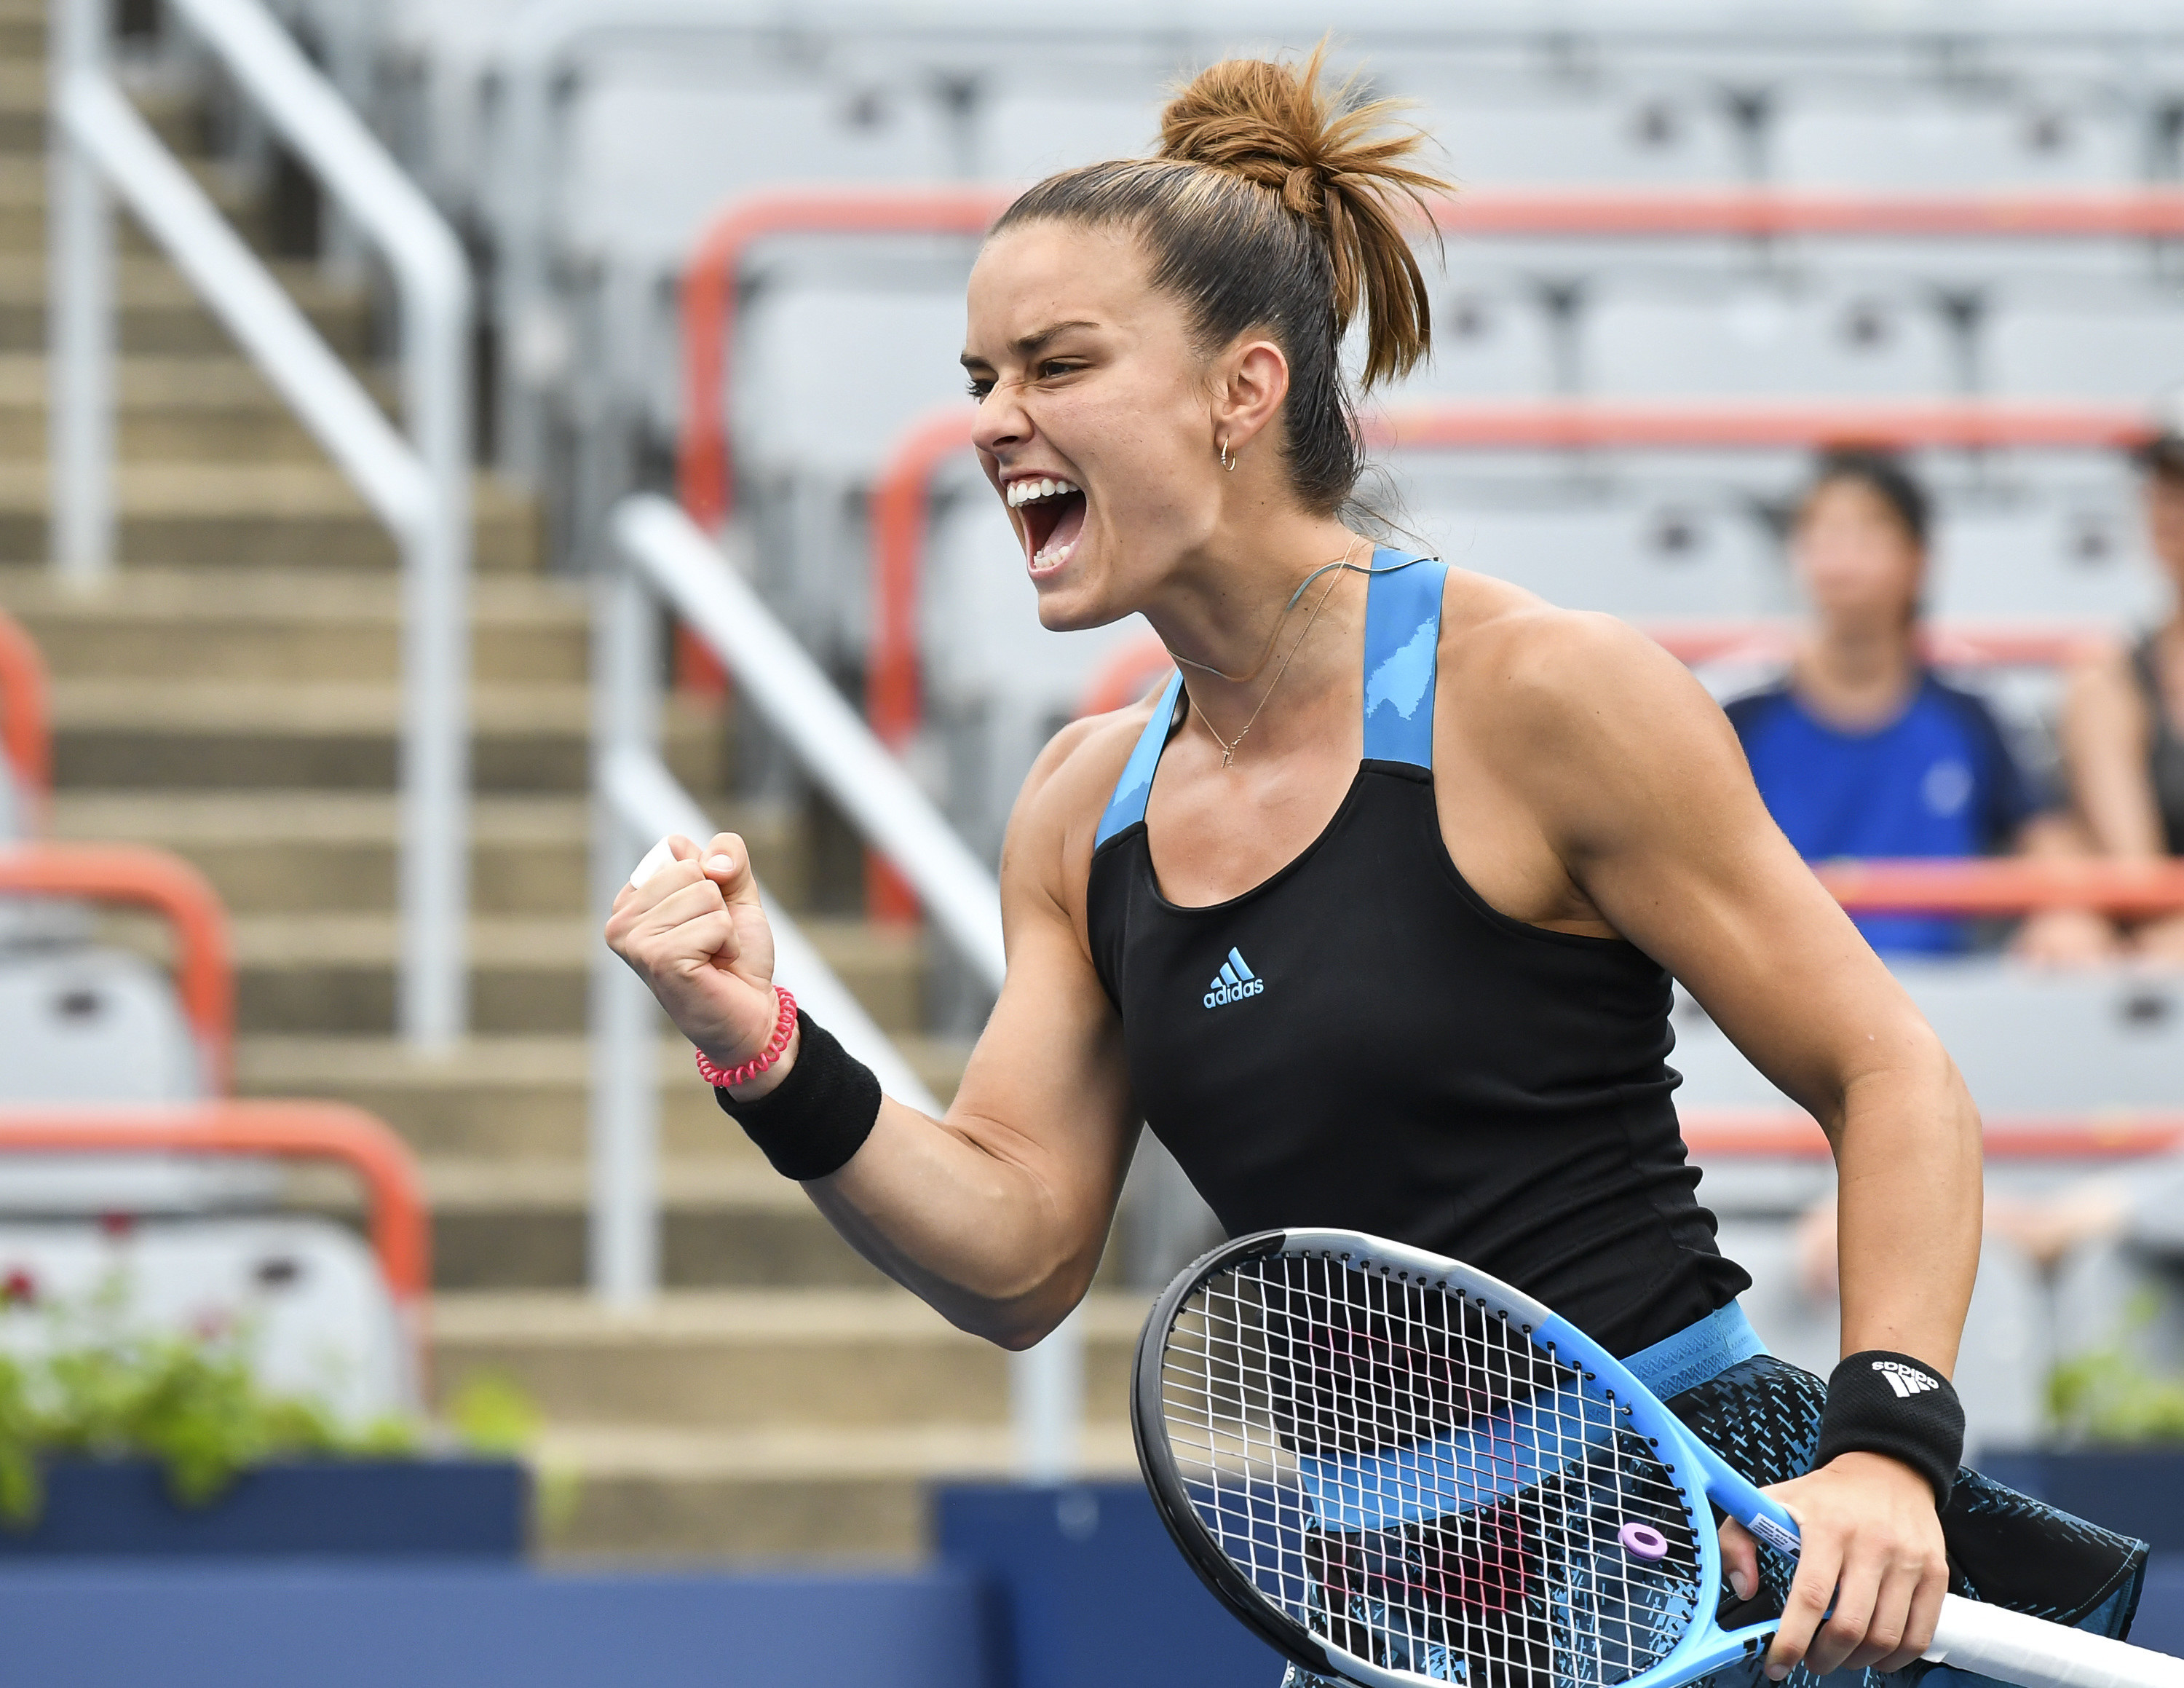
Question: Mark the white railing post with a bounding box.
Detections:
[55,0,477,1046]
[603,494,1083,1479]
[49,0,114,583]
[588,563,660,1303]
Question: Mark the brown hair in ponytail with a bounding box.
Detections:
[989,44,1448,516]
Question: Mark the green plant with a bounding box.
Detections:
[0,1269,428,1531]
[2046,1291,2184,1446]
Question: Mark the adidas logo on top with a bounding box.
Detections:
[1203,947,1265,1009]
[1872,1359,1941,1398]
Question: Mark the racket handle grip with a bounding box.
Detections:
[1927,1593,2184,1688]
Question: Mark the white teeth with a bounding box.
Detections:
[1006,476,1080,508]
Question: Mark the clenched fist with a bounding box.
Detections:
[604,832,799,1096]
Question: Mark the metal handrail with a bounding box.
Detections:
[614,495,1006,985]
[675,183,2184,531]
[598,492,1080,1480]
[49,0,474,1047]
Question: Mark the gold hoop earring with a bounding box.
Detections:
[1218,441,1236,472]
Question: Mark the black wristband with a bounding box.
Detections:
[1816,1351,1965,1507]
[712,1011,881,1182]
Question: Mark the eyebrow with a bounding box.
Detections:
[960,320,1100,368]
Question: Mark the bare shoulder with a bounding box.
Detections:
[1439,568,1706,740]
[999,687,1166,926]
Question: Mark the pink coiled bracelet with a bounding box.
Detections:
[694,987,799,1089]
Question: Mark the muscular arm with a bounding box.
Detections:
[1460,612,1979,1677]
[1471,614,1981,1363]
[605,717,1143,1350]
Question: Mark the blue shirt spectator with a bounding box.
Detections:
[1727,675,2039,954]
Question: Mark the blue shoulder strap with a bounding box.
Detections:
[1361,550,1447,769]
[1094,669,1184,848]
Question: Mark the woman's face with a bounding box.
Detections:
[1790,478,1925,629]
[962,221,1241,631]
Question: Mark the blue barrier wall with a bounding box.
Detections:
[934,1480,1287,1688]
[0,1565,994,1688]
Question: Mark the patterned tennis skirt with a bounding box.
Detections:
[1280,1353,2148,1688]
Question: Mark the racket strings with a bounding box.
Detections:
[1159,1250,1707,1688]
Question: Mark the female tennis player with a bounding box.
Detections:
[609,47,2144,1684]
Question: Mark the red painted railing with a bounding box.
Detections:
[0,844,236,1092]
[676,186,2184,529]
[0,1102,431,1374]
[0,604,50,827]
[1680,1111,2184,1161]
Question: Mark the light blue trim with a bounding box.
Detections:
[1620,1301,1768,1403]
[1299,1389,1619,1534]
[1093,670,1183,848]
[1360,551,1446,769]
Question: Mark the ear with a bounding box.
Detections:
[1210,335,1290,457]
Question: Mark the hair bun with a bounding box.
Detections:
[1155,43,1447,386]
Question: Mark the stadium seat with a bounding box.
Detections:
[976,90,1167,181]
[561,77,954,274]
[1411,494,1787,620]
[733,285,972,485]
[1383,282,1563,398]
[1401,84,1744,184]
[1770,92,2138,189]
[1928,495,2166,623]
[0,1214,413,1419]
[1985,292,2184,400]
[1584,275,1959,395]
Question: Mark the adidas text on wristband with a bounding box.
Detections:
[1815,1350,1965,1507]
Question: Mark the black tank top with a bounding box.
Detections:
[1086,552,1749,1357]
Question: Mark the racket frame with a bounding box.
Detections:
[1133,1227,1794,1688]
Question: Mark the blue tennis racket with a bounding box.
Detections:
[1132,1228,2184,1688]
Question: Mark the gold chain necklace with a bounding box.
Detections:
[1188,564,1345,768]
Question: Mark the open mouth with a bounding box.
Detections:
[1006,476,1088,572]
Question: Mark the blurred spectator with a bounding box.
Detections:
[2054,419,2184,963]
[1727,451,2104,961]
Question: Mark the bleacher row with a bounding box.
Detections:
[339,1,2184,864]
[0,0,2167,1519]
[371,0,2184,1464]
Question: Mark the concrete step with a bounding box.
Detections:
[529,1420,1138,1563]
[0,251,371,357]
[0,141,278,254]
[0,463,539,571]
[4,567,589,685]
[407,1158,914,1290]
[0,66,191,157]
[237,1032,970,1162]
[430,1290,1140,1429]
[228,912,924,1038]
[0,355,376,460]
[429,1291,1142,1562]
[50,786,815,916]
[47,678,705,792]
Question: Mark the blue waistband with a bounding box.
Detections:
[1620,1301,1768,1402]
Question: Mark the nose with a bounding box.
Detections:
[971,382,1029,459]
